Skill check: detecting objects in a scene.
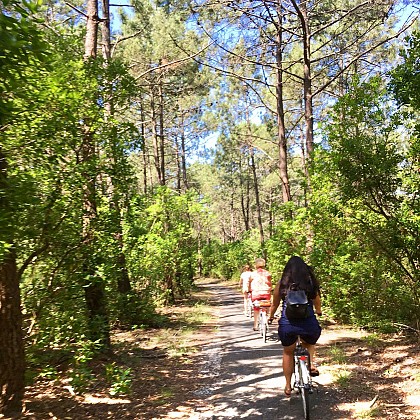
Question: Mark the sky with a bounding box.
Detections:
[110,0,134,34]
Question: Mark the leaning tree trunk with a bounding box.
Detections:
[0,149,25,417]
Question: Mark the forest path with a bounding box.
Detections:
[162,280,420,420]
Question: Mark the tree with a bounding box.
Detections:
[116,0,210,192]
[0,1,48,414]
[79,0,111,350]
[323,74,420,325]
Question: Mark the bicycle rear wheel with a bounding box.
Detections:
[246,298,253,318]
[258,311,263,336]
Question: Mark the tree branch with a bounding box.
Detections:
[65,1,88,18]
[313,17,417,97]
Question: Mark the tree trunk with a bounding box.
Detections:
[100,0,131,296]
[101,0,111,62]
[275,1,291,203]
[175,136,181,191]
[250,147,264,246]
[180,118,189,191]
[300,128,309,207]
[81,125,110,349]
[82,262,110,348]
[151,90,163,185]
[140,101,148,194]
[291,0,314,159]
[268,188,274,237]
[239,154,250,231]
[158,81,166,185]
[0,150,25,417]
[82,0,110,350]
[245,99,264,245]
[84,0,99,60]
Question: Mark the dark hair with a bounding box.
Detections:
[279,256,320,300]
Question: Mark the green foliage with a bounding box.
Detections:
[389,32,420,109]
[0,0,49,124]
[68,338,103,393]
[264,205,313,283]
[312,72,419,327]
[126,187,202,303]
[335,370,352,387]
[361,333,382,348]
[200,229,262,280]
[1,0,419,400]
[105,362,132,396]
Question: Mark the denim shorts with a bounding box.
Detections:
[278,306,321,347]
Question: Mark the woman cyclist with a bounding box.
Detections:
[269,256,322,397]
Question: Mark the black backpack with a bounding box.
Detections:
[285,284,310,320]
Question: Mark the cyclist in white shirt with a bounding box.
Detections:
[238,264,252,316]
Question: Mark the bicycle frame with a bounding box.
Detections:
[253,300,271,342]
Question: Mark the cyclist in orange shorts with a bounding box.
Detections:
[249,258,272,331]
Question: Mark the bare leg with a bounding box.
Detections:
[283,342,296,395]
[243,293,248,314]
[301,341,317,370]
[253,307,259,329]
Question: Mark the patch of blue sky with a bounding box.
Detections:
[395,1,419,31]
[109,0,134,34]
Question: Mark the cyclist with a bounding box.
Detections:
[269,256,322,397]
[249,258,272,331]
[239,264,252,316]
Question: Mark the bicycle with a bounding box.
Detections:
[253,299,271,342]
[293,337,314,419]
[246,292,253,318]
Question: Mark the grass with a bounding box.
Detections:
[150,387,175,406]
[361,333,383,349]
[358,407,382,418]
[334,369,352,387]
[326,344,348,364]
[183,302,213,325]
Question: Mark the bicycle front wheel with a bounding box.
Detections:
[301,386,310,419]
[261,311,267,342]
[298,359,310,419]
[262,311,268,343]
[258,312,263,336]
